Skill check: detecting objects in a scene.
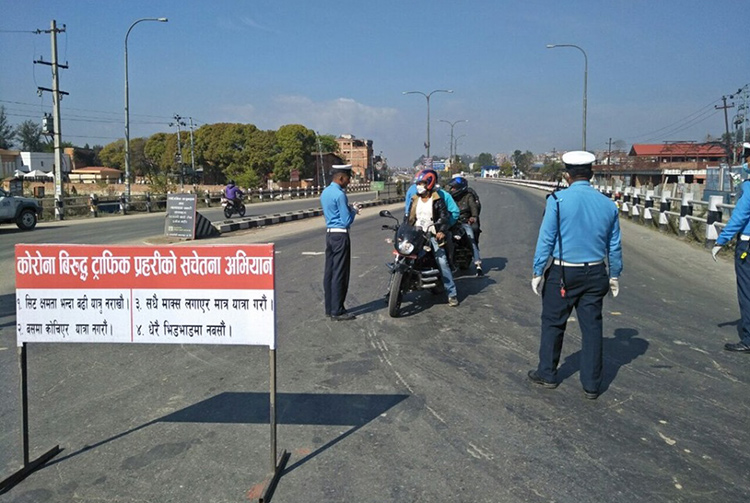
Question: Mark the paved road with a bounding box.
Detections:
[1,181,749,502]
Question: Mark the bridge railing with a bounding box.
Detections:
[492,177,738,248]
[34,183,375,220]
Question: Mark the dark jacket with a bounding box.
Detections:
[453,191,479,223]
[407,192,450,234]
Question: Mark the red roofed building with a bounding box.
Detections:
[613,142,731,185]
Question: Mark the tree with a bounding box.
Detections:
[317,134,339,154]
[499,159,514,177]
[98,139,125,170]
[476,152,495,167]
[539,159,564,182]
[512,149,534,174]
[272,124,316,181]
[0,106,14,149]
[15,120,47,151]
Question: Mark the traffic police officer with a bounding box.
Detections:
[321,164,361,321]
[528,151,623,399]
[712,142,750,352]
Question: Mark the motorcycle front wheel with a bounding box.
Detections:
[238,205,246,217]
[388,271,404,317]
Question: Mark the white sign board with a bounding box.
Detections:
[15,244,276,348]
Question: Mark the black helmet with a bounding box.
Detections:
[227,179,235,185]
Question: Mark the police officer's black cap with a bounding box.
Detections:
[743,142,750,159]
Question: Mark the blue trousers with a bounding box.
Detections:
[324,232,351,316]
[429,236,457,298]
[735,240,750,345]
[537,263,609,391]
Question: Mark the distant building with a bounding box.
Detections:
[0,149,72,179]
[311,152,345,186]
[69,167,122,183]
[335,134,373,181]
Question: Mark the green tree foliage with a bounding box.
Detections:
[0,106,14,149]
[195,123,276,188]
[476,152,495,167]
[317,134,339,153]
[540,159,564,181]
[512,149,535,174]
[15,120,48,151]
[144,133,172,174]
[499,159,514,177]
[272,124,316,182]
[98,139,125,170]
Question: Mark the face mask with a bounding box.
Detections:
[416,185,427,195]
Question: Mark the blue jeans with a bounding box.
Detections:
[430,236,457,298]
[461,223,481,264]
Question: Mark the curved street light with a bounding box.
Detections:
[453,134,466,162]
[439,119,468,166]
[403,89,453,160]
[547,44,588,150]
[125,17,168,201]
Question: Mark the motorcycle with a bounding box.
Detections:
[380,209,443,317]
[450,223,476,273]
[221,195,246,218]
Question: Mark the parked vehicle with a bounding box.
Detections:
[0,188,40,230]
[380,209,443,317]
[221,195,246,218]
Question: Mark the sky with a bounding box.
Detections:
[1,0,748,168]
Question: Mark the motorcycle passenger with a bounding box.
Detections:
[224,180,243,207]
[447,176,483,276]
[407,169,459,307]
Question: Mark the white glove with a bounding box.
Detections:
[531,275,543,296]
[609,278,620,298]
[711,245,722,262]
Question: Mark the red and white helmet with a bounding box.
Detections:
[415,169,438,191]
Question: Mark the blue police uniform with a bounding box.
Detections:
[531,163,623,395]
[321,169,358,318]
[717,176,750,350]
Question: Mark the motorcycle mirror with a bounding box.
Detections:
[379,210,392,218]
[381,225,391,230]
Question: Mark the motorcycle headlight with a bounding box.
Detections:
[398,240,415,255]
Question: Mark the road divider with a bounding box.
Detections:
[212,198,402,234]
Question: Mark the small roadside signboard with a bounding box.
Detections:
[165,193,197,239]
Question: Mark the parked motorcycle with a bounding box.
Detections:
[380,209,443,317]
[221,195,246,218]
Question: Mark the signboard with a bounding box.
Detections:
[165,193,197,239]
[433,162,446,171]
[290,169,300,182]
[15,244,276,348]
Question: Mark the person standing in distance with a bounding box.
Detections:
[528,151,623,399]
[712,142,750,352]
[321,164,361,321]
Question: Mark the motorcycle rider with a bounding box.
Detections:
[224,179,243,208]
[447,176,483,276]
[407,169,459,307]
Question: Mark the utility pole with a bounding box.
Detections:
[35,20,68,220]
[170,114,186,190]
[187,117,196,183]
[607,138,613,181]
[716,96,735,163]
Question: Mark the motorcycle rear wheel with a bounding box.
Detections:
[223,207,233,219]
[388,271,404,317]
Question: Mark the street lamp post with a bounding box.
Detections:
[439,119,468,167]
[125,17,168,202]
[547,44,588,150]
[403,89,453,161]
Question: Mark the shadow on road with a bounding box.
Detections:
[46,392,409,476]
[556,328,649,393]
